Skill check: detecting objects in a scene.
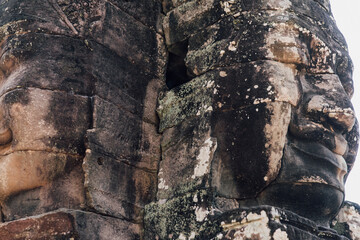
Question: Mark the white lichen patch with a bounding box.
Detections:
[273,229,289,240]
[268,0,292,10]
[228,41,237,51]
[335,204,360,239]
[308,34,334,74]
[307,96,355,131]
[271,207,281,223]
[194,206,210,222]
[192,138,217,179]
[206,80,215,88]
[323,107,355,132]
[158,168,169,190]
[297,176,328,184]
[219,71,227,77]
[216,233,224,239]
[222,1,231,14]
[178,233,187,240]
[253,97,272,104]
[176,232,196,240]
[220,0,236,15]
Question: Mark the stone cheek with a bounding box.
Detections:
[157,59,296,199]
[211,101,291,199]
[0,88,89,202]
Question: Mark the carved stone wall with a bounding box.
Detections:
[0,0,166,239]
[0,0,358,239]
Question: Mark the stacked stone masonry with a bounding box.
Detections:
[0,0,358,239]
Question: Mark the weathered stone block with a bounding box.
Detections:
[199,206,349,240]
[163,0,223,45]
[158,115,213,199]
[0,209,142,240]
[109,0,162,29]
[91,40,162,107]
[0,211,77,239]
[179,0,352,80]
[0,34,95,96]
[145,190,213,240]
[0,0,73,36]
[1,161,84,222]
[83,149,157,221]
[90,2,160,76]
[211,102,291,199]
[1,88,91,154]
[72,210,142,240]
[88,96,142,163]
[158,61,299,132]
[0,88,90,202]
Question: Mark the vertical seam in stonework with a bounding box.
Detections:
[105,0,159,32]
[47,0,79,35]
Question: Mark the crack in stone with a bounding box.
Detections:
[47,0,79,35]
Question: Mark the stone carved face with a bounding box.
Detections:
[158,1,359,225]
[0,33,91,203]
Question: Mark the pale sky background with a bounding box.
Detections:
[331,0,360,203]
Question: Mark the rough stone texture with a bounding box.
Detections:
[0,0,164,239]
[0,0,358,239]
[333,201,360,240]
[145,202,351,240]
[147,0,359,238]
[0,209,141,240]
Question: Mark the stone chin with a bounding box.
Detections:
[258,182,344,227]
[257,137,350,226]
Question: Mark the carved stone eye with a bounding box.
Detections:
[0,128,12,146]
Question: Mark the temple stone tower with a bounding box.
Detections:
[0,0,358,239]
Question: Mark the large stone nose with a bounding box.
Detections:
[306,95,356,133]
